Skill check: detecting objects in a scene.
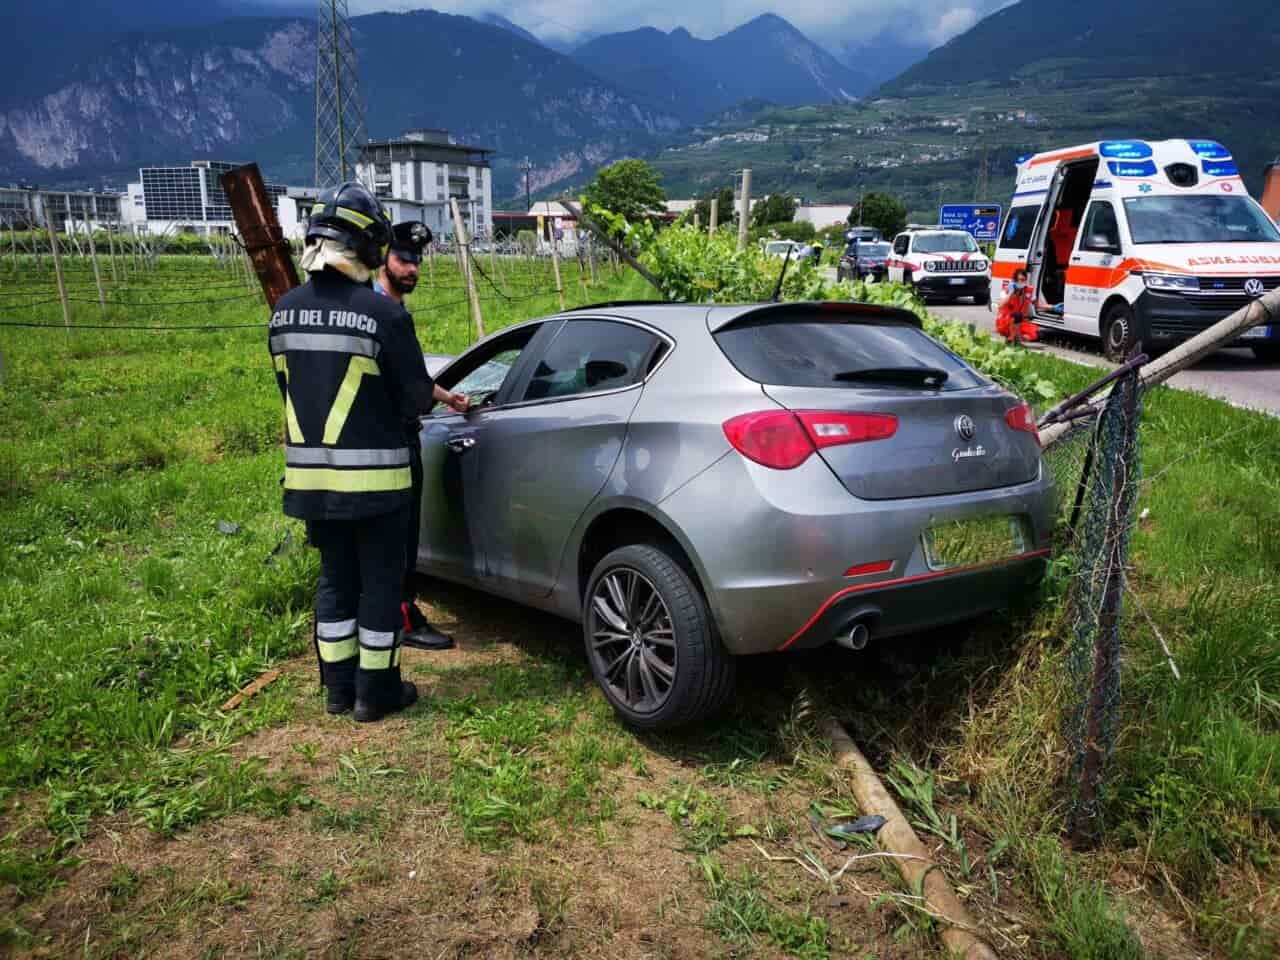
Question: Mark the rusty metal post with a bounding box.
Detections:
[219,164,300,308]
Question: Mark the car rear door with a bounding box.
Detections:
[473,317,670,599]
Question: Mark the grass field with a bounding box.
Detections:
[1,253,1277,958]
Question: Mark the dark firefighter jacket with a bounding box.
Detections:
[268,267,434,521]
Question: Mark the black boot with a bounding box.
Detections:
[354,662,419,723]
[321,658,356,715]
[401,601,455,651]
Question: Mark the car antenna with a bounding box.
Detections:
[770,245,794,303]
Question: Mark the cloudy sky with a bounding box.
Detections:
[340,1,1018,50]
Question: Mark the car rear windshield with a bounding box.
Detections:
[714,317,985,391]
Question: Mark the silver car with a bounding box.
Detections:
[417,301,1056,729]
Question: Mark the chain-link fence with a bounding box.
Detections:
[1037,362,1146,845]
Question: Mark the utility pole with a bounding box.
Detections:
[521,156,533,211]
[315,0,368,186]
[737,167,752,252]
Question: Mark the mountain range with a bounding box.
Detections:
[1,6,892,197]
[570,15,869,121]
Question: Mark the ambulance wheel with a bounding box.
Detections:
[1253,343,1280,363]
[1102,304,1139,363]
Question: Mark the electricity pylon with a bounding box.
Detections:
[314,0,369,188]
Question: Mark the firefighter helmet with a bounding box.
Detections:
[306,181,392,269]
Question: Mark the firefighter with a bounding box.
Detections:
[269,181,435,722]
[374,221,469,651]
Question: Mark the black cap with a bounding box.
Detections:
[388,221,432,263]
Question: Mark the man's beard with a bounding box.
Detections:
[387,269,418,295]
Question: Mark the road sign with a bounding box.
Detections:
[940,204,1002,242]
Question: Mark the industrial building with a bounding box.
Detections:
[0,186,121,230]
[125,160,292,236]
[355,129,494,238]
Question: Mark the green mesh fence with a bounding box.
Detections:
[1043,369,1144,844]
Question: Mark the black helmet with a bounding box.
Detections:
[306,181,392,269]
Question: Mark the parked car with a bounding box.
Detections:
[416,301,1056,729]
[845,226,883,244]
[837,240,892,282]
[763,239,808,260]
[888,227,991,304]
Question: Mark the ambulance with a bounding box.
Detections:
[991,139,1280,362]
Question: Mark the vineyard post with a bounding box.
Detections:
[106,219,118,283]
[85,213,106,314]
[44,198,71,331]
[550,234,565,311]
[450,198,485,341]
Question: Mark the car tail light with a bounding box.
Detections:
[723,410,897,469]
[1004,403,1040,445]
[797,411,898,449]
[723,411,814,469]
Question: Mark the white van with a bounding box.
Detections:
[991,139,1280,362]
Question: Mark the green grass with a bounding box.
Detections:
[0,252,641,896]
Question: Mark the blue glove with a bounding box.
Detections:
[1051,303,1064,314]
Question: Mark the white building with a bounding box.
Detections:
[356,128,494,239]
[795,204,855,229]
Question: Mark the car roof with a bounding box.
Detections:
[539,299,923,338]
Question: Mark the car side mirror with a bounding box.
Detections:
[584,359,628,387]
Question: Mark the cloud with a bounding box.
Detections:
[335,0,1015,50]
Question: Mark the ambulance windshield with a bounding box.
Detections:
[1123,195,1280,244]
[913,233,979,254]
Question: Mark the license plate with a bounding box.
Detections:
[922,516,1028,571]
[948,277,966,285]
[1242,325,1270,340]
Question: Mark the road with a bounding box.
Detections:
[926,300,1279,416]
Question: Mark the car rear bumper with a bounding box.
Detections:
[659,450,1057,656]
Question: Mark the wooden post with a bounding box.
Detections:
[709,197,719,234]
[694,211,700,230]
[8,220,16,273]
[106,220,118,283]
[117,223,128,285]
[828,719,999,960]
[588,238,598,286]
[219,164,303,308]
[737,167,752,252]
[85,214,106,313]
[550,236,566,311]
[44,199,71,330]
[450,198,485,340]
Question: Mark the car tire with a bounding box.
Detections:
[583,544,735,730]
[1102,303,1140,363]
[1252,343,1280,363]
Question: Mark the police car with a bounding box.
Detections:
[992,139,1280,362]
[887,226,992,304]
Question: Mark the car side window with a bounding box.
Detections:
[893,235,909,256]
[1080,201,1122,254]
[521,320,664,403]
[432,325,541,412]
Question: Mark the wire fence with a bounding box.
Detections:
[1039,362,1147,846]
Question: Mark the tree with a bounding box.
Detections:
[582,159,667,223]
[849,192,908,238]
[694,186,735,229]
[750,194,798,228]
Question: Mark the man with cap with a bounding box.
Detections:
[375,221,468,651]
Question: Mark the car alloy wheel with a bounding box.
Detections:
[587,567,677,714]
[583,544,734,729]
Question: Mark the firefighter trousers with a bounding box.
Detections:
[308,508,409,668]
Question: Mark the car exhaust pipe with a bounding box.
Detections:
[838,621,871,651]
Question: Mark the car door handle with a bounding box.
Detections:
[446,437,476,452]
[1071,256,1082,261]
